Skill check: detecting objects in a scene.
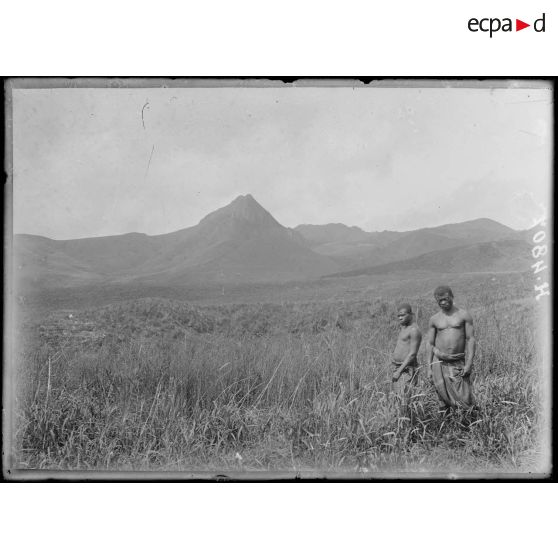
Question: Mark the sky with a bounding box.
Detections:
[11,81,552,239]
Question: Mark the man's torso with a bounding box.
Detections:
[393,324,419,363]
[432,307,467,355]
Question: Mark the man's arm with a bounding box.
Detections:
[393,328,422,380]
[425,318,436,379]
[463,310,475,377]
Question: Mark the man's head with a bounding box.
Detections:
[434,285,454,311]
[396,302,413,325]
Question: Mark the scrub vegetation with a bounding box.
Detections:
[10,272,547,475]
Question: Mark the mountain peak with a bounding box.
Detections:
[230,193,258,209]
[199,194,282,229]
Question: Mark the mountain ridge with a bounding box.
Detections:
[14,194,529,291]
[15,194,339,288]
[326,238,532,278]
[295,217,520,268]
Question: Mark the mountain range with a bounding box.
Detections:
[14,194,532,291]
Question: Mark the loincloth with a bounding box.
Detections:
[391,358,419,396]
[433,348,465,362]
[430,354,474,409]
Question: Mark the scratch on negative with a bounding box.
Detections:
[519,129,541,138]
[141,101,150,129]
[145,145,155,177]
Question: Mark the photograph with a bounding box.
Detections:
[3,78,553,479]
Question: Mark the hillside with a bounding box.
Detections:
[14,194,340,289]
[297,217,519,268]
[125,194,339,282]
[14,234,107,289]
[328,238,532,277]
[294,223,372,245]
[421,217,517,243]
[14,194,526,293]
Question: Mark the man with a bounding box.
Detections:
[391,303,422,413]
[426,286,476,411]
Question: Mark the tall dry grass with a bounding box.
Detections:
[11,291,545,474]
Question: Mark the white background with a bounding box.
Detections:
[1,1,556,75]
[1,1,555,556]
[1,484,556,557]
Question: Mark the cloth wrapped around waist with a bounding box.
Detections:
[391,357,418,396]
[432,347,465,362]
[430,349,473,408]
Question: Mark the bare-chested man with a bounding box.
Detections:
[391,303,422,412]
[426,286,476,411]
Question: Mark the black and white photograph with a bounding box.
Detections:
[3,78,553,479]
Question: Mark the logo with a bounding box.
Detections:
[468,13,546,37]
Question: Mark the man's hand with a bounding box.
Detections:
[392,368,403,382]
[433,347,452,360]
[461,365,472,378]
[427,365,433,381]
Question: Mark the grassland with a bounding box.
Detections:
[8,271,549,475]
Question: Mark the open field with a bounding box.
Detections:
[15,267,533,315]
[8,271,549,475]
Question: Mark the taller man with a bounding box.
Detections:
[426,286,476,411]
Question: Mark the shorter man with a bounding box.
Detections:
[426,286,476,411]
[391,303,422,413]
